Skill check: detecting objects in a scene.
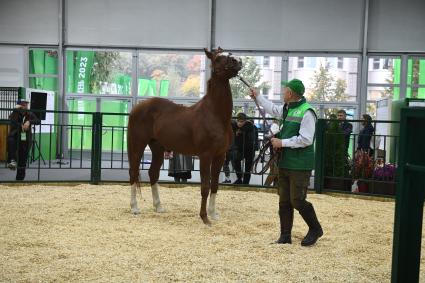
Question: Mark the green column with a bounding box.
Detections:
[391,107,425,283]
[90,112,102,184]
[314,119,326,193]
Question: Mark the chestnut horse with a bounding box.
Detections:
[127,48,242,225]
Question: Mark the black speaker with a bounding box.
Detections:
[30,92,47,120]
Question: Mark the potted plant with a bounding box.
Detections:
[351,150,374,193]
[324,119,351,191]
[372,162,396,195]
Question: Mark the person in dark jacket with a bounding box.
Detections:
[7,99,40,180]
[337,110,353,155]
[232,112,258,185]
[357,114,374,155]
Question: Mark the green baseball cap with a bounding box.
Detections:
[281,79,305,96]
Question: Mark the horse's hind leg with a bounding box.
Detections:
[199,155,212,226]
[128,133,147,215]
[208,153,226,220]
[148,140,166,213]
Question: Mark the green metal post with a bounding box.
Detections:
[391,107,425,282]
[314,119,326,193]
[91,112,102,184]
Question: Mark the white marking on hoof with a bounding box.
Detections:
[130,183,141,215]
[151,183,166,213]
[208,193,219,220]
[155,204,166,213]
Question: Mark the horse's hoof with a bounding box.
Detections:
[208,211,219,221]
[131,209,141,215]
[202,217,212,226]
[154,205,166,213]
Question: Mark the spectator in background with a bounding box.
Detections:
[232,112,257,185]
[168,153,193,183]
[337,110,353,155]
[357,114,375,155]
[222,120,237,184]
[7,99,40,180]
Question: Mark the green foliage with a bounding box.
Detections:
[324,119,348,177]
[90,51,131,94]
[139,54,198,96]
[310,63,349,117]
[229,57,269,99]
[310,64,348,101]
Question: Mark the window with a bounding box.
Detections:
[367,57,400,86]
[138,52,205,98]
[297,57,304,68]
[29,49,58,93]
[373,58,380,70]
[263,56,270,68]
[288,56,359,103]
[306,57,317,68]
[262,87,269,96]
[229,55,281,100]
[383,58,392,70]
[407,57,425,99]
[337,57,344,69]
[66,50,132,95]
[367,56,401,118]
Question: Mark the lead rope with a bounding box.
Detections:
[237,75,282,175]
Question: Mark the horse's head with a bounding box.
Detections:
[204,47,242,79]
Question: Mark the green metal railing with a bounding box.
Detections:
[1,108,276,185]
[314,118,400,197]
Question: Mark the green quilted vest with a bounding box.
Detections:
[277,98,315,170]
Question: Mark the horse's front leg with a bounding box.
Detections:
[199,155,212,226]
[130,182,141,215]
[208,153,226,220]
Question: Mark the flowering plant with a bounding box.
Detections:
[352,150,374,179]
[373,163,396,181]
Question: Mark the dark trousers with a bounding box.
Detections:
[277,168,312,210]
[7,135,30,181]
[233,150,254,184]
[223,152,231,178]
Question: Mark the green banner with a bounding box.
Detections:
[159,80,169,97]
[419,60,425,98]
[393,59,401,100]
[73,51,94,94]
[138,78,157,96]
[66,51,75,93]
[114,74,131,95]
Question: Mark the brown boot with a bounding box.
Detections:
[299,203,323,247]
[274,203,293,244]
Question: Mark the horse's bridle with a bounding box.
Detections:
[211,52,238,74]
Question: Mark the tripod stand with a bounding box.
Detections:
[31,137,46,165]
[29,124,46,165]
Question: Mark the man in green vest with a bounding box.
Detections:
[250,79,323,246]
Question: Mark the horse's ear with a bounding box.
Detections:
[204,48,213,59]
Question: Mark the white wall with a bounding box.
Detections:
[66,0,210,48]
[0,0,59,45]
[0,0,424,52]
[215,0,364,52]
[0,47,24,87]
[368,0,425,52]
